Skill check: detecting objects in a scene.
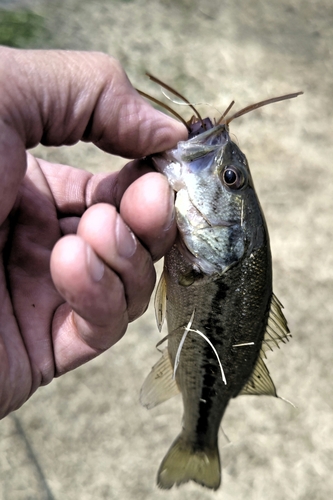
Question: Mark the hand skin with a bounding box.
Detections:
[0,46,187,418]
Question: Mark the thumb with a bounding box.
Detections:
[0,47,187,159]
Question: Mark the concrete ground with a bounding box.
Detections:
[0,0,332,499]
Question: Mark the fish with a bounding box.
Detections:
[139,84,300,490]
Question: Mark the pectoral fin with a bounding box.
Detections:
[140,348,180,409]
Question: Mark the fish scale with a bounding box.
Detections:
[165,241,271,434]
[140,112,292,491]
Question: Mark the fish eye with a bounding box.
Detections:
[222,166,245,189]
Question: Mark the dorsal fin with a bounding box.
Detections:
[239,293,291,397]
[154,271,167,332]
[140,348,180,409]
[262,293,291,354]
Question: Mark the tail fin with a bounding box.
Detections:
[157,433,221,490]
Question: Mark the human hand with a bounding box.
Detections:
[0,47,187,418]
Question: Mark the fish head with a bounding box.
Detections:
[153,124,268,275]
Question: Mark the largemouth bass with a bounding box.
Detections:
[140,90,299,490]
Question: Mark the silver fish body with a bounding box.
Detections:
[140,123,290,490]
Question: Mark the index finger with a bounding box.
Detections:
[36,156,177,261]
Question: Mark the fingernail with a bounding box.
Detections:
[86,246,104,282]
[116,214,137,258]
[164,187,175,231]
